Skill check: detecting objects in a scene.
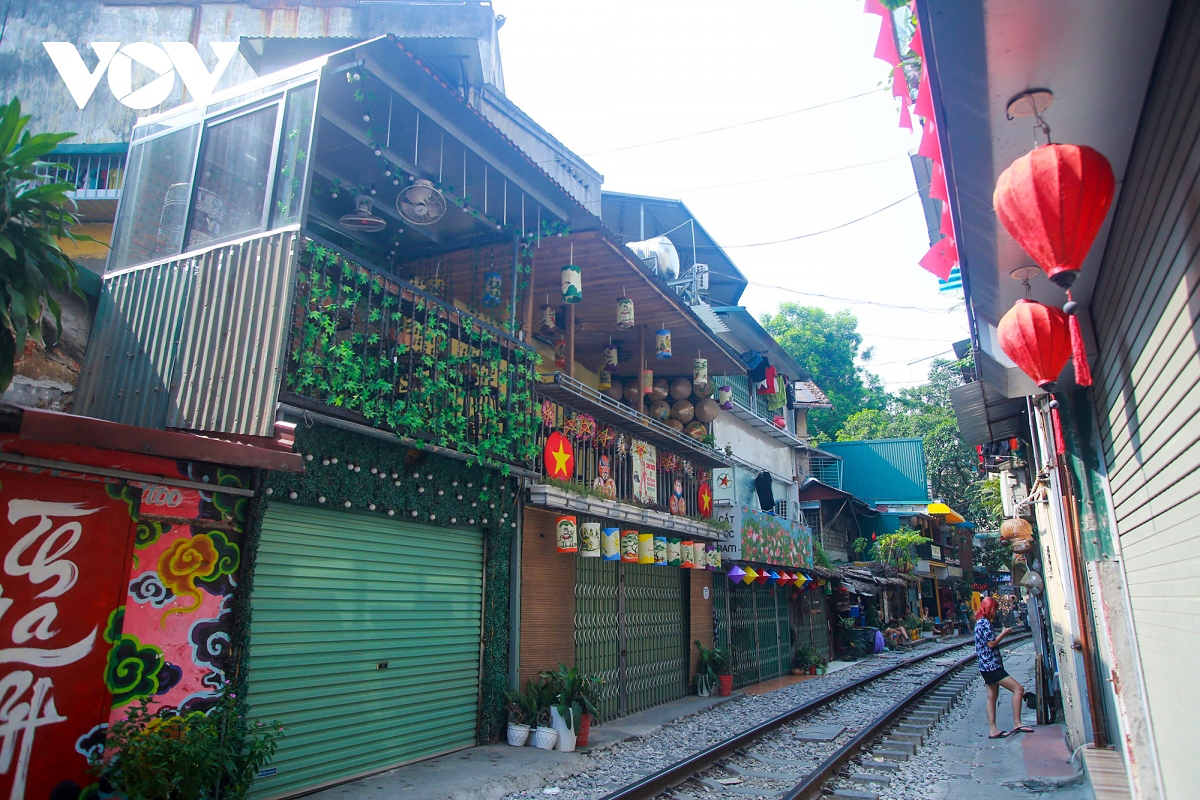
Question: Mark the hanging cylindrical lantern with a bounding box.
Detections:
[602,527,621,560]
[667,538,681,566]
[603,343,619,372]
[641,369,654,396]
[555,339,567,370]
[617,296,635,329]
[598,370,612,391]
[993,144,1115,290]
[681,541,695,568]
[638,533,655,564]
[718,385,734,410]
[997,299,1071,390]
[539,304,556,336]
[655,328,672,359]
[705,543,718,571]
[580,522,601,558]
[561,264,582,304]
[693,358,709,386]
[482,271,503,308]
[621,530,639,563]
[654,535,668,566]
[556,515,578,553]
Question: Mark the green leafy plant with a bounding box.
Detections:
[694,640,721,692]
[813,541,834,569]
[88,689,283,800]
[0,97,86,393]
[505,682,540,726]
[873,527,931,572]
[540,664,602,731]
[902,613,922,632]
[850,536,872,559]
[791,645,811,670]
[709,644,732,676]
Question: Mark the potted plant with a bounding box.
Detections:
[88,684,283,800]
[804,646,822,675]
[711,646,733,696]
[694,640,718,695]
[812,652,829,675]
[505,682,539,746]
[540,664,602,751]
[529,680,559,750]
[920,618,935,639]
[790,645,810,676]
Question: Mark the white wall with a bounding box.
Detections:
[712,414,794,484]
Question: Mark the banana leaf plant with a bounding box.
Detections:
[540,664,602,732]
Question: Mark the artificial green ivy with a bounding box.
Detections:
[286,240,541,471]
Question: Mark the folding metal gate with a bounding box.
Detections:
[714,579,793,689]
[574,558,688,720]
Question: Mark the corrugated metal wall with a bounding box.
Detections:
[75,228,298,436]
[820,439,928,503]
[1088,3,1200,795]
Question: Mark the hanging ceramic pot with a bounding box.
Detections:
[602,528,621,560]
[539,304,557,336]
[621,530,639,562]
[598,370,612,390]
[705,543,718,571]
[603,344,619,372]
[556,515,578,553]
[561,263,582,304]
[638,533,655,564]
[641,369,654,396]
[580,522,601,557]
[656,328,672,359]
[617,296,635,329]
[718,385,734,410]
[667,538,681,566]
[694,358,709,386]
[555,339,567,369]
[653,535,668,566]
[482,271,504,308]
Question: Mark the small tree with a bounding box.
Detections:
[873,527,931,572]
[0,97,85,393]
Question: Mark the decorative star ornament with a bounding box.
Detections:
[718,473,731,489]
[543,431,575,480]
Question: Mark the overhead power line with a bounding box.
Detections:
[582,88,887,156]
[747,282,956,314]
[720,190,919,248]
[673,156,910,193]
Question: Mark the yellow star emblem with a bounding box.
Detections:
[550,440,572,476]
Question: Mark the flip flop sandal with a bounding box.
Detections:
[1011,726,1035,734]
[988,730,1011,739]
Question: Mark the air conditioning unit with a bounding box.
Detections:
[1000,468,1029,518]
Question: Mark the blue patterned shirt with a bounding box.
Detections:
[975,617,1003,672]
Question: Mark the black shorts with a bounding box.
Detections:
[980,667,1009,686]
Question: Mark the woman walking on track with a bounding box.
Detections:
[975,596,1033,739]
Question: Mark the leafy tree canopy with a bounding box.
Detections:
[760,303,886,441]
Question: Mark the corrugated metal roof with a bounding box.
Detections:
[820,438,928,504]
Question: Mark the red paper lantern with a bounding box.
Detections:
[997,299,1071,391]
[993,144,1115,289]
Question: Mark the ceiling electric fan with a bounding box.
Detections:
[338,196,387,233]
[397,179,447,226]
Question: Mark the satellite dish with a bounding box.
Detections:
[396,179,447,226]
[339,196,386,233]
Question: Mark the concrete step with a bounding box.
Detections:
[872,748,909,761]
[829,790,878,800]
[699,778,776,796]
[889,732,923,745]
[721,763,800,781]
[907,712,939,723]
[860,758,902,772]
[896,723,929,735]
[881,738,917,754]
[748,753,814,769]
[851,773,892,786]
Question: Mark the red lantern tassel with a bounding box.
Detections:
[1067,292,1093,387]
[1051,404,1066,456]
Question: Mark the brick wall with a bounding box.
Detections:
[519,508,575,685]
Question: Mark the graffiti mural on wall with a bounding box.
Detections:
[713,504,813,568]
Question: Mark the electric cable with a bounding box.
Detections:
[673,155,909,193]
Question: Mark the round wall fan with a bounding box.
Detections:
[339,196,387,233]
[397,179,447,226]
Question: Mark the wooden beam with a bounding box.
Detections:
[565,303,575,378]
[638,324,646,416]
[523,250,535,340]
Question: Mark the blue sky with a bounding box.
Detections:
[492,0,969,389]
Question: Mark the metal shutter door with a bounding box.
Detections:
[574,557,620,721]
[1088,3,1200,794]
[248,504,483,798]
[623,563,687,714]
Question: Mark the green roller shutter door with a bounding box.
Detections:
[249,504,483,798]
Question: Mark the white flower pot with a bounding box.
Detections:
[531,726,558,750]
[696,675,712,697]
[507,723,531,746]
[550,707,577,752]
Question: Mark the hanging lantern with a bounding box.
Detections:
[603,343,619,372]
[717,385,734,410]
[427,277,445,298]
[543,431,575,480]
[709,546,721,571]
[681,541,695,568]
[482,271,503,308]
[641,369,654,396]
[554,338,567,369]
[561,263,582,304]
[993,144,1115,290]
[742,566,758,585]
[602,527,621,560]
[755,569,770,585]
[727,565,746,584]
[1001,517,1034,542]
[667,538,682,566]
[621,530,639,562]
[997,299,1071,390]
[556,515,578,553]
[769,570,781,584]
[693,358,709,386]
[779,572,793,586]
[655,328,672,359]
[654,535,668,566]
[617,296,635,329]
[638,533,655,564]
[598,370,612,391]
[539,304,557,336]
[580,522,601,558]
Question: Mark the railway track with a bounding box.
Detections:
[597,635,1031,800]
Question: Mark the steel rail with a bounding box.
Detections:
[783,633,1032,800]
[597,637,982,800]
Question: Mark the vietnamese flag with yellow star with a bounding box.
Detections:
[698,481,712,519]
[544,431,575,480]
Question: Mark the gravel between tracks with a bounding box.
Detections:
[500,640,973,800]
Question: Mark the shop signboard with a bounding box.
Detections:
[713,503,814,569]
